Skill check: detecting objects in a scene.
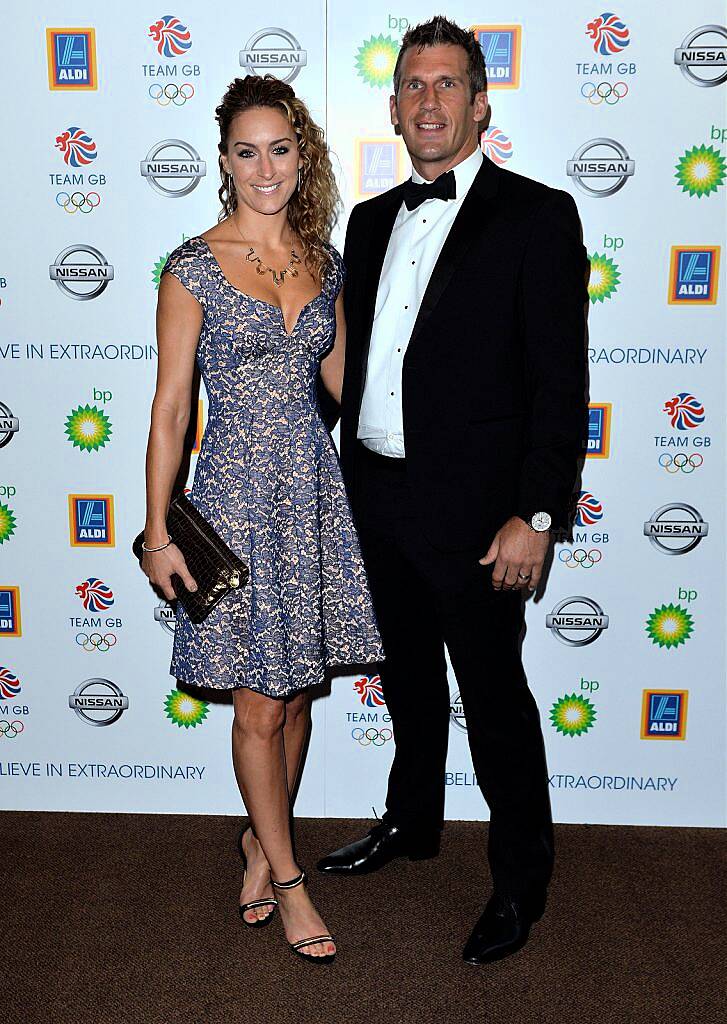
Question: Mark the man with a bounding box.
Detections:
[318,17,588,964]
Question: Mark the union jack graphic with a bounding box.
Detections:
[55,126,97,167]
[576,492,603,527]
[353,674,385,708]
[663,393,705,431]
[75,577,114,612]
[0,667,21,700]
[148,15,192,57]
[586,13,630,55]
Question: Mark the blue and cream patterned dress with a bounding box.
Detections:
[162,236,384,696]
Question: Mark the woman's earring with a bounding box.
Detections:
[227,172,234,194]
[297,167,302,191]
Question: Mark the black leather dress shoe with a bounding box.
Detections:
[462,893,545,965]
[316,822,439,875]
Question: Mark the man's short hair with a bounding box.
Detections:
[392,16,488,101]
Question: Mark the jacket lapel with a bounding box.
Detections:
[406,157,500,353]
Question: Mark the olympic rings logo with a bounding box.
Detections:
[76,632,117,653]
[581,81,629,105]
[351,727,392,747]
[659,453,704,474]
[56,191,101,214]
[559,548,603,569]
[0,721,24,738]
[149,83,195,106]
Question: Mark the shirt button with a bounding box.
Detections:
[422,219,427,224]
[397,348,401,352]
[411,261,415,265]
[404,305,409,310]
[390,391,395,396]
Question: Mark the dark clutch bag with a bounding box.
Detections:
[132,492,249,624]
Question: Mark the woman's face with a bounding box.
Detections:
[222,106,301,217]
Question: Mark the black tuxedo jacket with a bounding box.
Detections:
[339,155,589,551]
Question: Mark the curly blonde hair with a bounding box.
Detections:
[215,75,340,283]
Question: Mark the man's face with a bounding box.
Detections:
[390,43,488,177]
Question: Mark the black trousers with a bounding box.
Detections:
[353,444,554,900]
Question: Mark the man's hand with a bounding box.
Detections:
[479,517,549,592]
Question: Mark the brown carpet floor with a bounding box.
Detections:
[3,813,725,1024]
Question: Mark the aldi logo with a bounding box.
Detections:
[0,586,22,637]
[668,246,720,304]
[355,139,401,197]
[472,25,522,88]
[68,495,115,547]
[641,689,688,740]
[586,403,611,458]
[46,28,97,90]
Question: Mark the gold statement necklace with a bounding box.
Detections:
[232,214,301,288]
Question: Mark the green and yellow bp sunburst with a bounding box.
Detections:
[164,688,209,728]
[646,603,693,649]
[549,694,596,736]
[0,502,17,544]
[355,35,399,88]
[64,404,112,452]
[675,144,726,198]
[588,252,620,303]
[152,252,170,290]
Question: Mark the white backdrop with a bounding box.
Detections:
[1,3,725,826]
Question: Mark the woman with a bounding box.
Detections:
[141,74,383,964]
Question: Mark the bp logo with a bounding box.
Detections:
[0,502,17,544]
[674,25,727,88]
[152,251,170,289]
[643,504,708,555]
[140,140,206,198]
[588,253,620,302]
[566,138,635,197]
[164,688,209,728]
[549,694,596,736]
[239,28,307,83]
[65,404,112,452]
[546,596,609,646]
[645,603,694,648]
[355,35,399,88]
[49,244,114,300]
[675,144,725,197]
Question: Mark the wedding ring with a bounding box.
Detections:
[517,572,531,580]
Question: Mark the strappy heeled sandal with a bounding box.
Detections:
[237,827,278,928]
[271,870,336,964]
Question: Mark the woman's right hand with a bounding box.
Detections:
[142,542,198,601]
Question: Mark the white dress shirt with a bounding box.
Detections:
[357,146,484,457]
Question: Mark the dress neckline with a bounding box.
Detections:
[195,236,324,338]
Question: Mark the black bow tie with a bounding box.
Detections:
[402,170,456,211]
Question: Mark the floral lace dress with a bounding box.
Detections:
[162,236,383,696]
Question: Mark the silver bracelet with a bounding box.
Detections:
[142,535,172,553]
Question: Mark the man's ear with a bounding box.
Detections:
[473,90,488,125]
[389,93,399,128]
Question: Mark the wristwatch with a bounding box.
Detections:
[520,512,552,533]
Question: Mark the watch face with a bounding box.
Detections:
[532,512,552,532]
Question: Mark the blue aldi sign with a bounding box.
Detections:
[0,586,22,637]
[46,28,98,90]
[641,690,688,739]
[472,25,522,88]
[68,495,115,547]
[668,246,720,305]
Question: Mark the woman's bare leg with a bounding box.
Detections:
[232,687,333,956]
